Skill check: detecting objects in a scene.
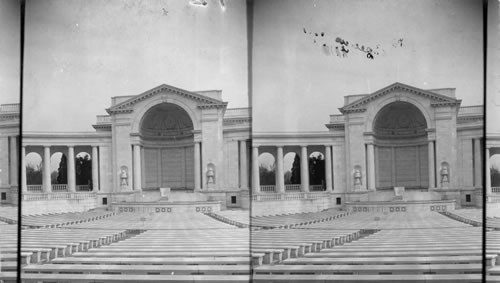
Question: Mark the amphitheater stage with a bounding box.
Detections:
[346,199,456,213]
[112,200,222,214]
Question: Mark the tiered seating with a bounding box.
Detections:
[21,209,116,228]
[488,217,500,230]
[487,231,500,281]
[251,228,359,263]
[0,222,18,272]
[21,212,252,282]
[303,211,470,229]
[65,211,237,230]
[0,207,18,283]
[250,209,349,228]
[253,212,482,282]
[21,227,129,263]
[206,209,250,227]
[441,208,482,226]
[0,205,18,224]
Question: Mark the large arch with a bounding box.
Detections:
[140,103,195,190]
[372,101,429,189]
[364,92,434,133]
[130,94,201,134]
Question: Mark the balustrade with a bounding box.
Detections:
[252,191,330,201]
[310,184,325,191]
[26,185,42,192]
[22,192,97,201]
[285,184,301,192]
[76,185,92,191]
[492,187,500,193]
[52,184,68,191]
[260,185,276,193]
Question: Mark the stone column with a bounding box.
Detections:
[239,140,248,190]
[91,146,99,191]
[366,143,376,191]
[325,145,333,192]
[428,140,435,189]
[194,142,201,191]
[21,146,27,192]
[276,146,285,193]
[42,146,52,193]
[473,138,482,188]
[486,147,492,197]
[9,136,17,185]
[300,146,309,192]
[68,146,76,192]
[252,146,260,193]
[133,144,142,191]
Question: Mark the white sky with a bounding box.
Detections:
[23,0,248,131]
[0,0,20,104]
[487,0,500,134]
[252,0,484,132]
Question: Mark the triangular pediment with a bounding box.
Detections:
[339,82,461,114]
[106,84,227,114]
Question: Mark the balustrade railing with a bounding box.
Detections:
[260,185,276,193]
[285,184,301,192]
[76,185,92,191]
[310,185,325,191]
[458,105,483,116]
[306,192,329,199]
[22,192,97,201]
[96,115,112,124]
[329,114,345,124]
[26,185,42,192]
[0,103,20,113]
[52,184,68,191]
[492,187,500,193]
[224,108,250,118]
[252,191,330,201]
[283,192,305,200]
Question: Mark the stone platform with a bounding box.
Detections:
[112,200,222,214]
[345,199,456,213]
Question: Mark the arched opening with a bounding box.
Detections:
[258,152,275,192]
[50,152,67,191]
[284,152,300,191]
[26,152,42,190]
[491,154,500,189]
[309,152,325,191]
[373,102,429,189]
[140,103,194,190]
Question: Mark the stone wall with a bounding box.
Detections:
[22,198,98,215]
[250,196,343,217]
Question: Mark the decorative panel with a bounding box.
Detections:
[376,147,393,188]
[395,146,418,186]
[144,148,159,188]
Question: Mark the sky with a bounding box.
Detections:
[0,0,20,104]
[487,0,500,134]
[23,0,248,131]
[252,0,484,132]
